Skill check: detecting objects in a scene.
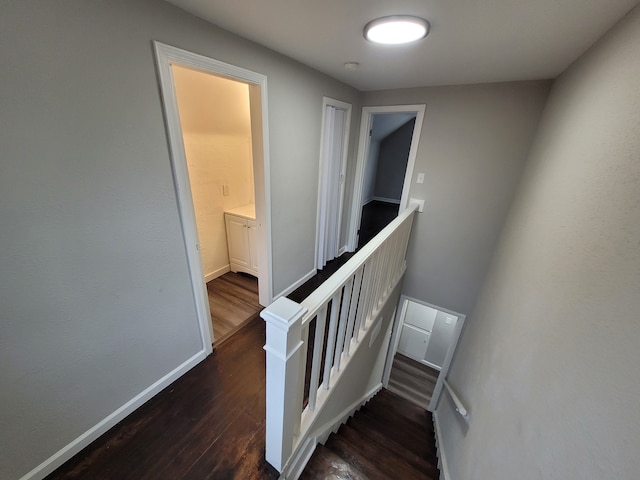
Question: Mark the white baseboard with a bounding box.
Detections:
[338,245,348,256]
[433,410,452,480]
[372,196,401,205]
[273,268,316,300]
[282,383,382,480]
[204,265,230,283]
[19,350,208,480]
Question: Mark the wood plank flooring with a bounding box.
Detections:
[300,389,439,480]
[357,200,399,250]
[208,272,261,346]
[387,354,440,409]
[46,316,278,480]
[46,258,440,480]
[287,253,354,303]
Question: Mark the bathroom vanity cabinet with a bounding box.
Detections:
[224,205,258,277]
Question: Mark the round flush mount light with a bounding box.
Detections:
[364,15,430,45]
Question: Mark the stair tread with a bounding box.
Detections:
[348,414,439,471]
[299,444,370,480]
[301,389,440,480]
[339,423,439,478]
[365,389,434,426]
[358,404,433,436]
[326,429,435,480]
[354,408,434,455]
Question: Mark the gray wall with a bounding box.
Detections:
[373,119,416,201]
[363,81,550,315]
[362,113,416,204]
[0,1,360,478]
[438,6,640,479]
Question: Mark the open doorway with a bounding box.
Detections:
[349,105,425,251]
[171,66,261,346]
[383,296,466,411]
[154,42,272,348]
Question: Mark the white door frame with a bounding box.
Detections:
[348,104,425,251]
[382,295,466,412]
[153,42,273,349]
[315,97,352,267]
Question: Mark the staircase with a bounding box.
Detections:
[300,389,440,480]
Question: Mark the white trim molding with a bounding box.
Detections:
[204,265,231,283]
[153,41,274,315]
[18,351,207,480]
[372,196,401,205]
[272,268,317,301]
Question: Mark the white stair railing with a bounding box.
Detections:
[262,203,418,473]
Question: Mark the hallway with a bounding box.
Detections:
[46,316,278,480]
[47,313,439,480]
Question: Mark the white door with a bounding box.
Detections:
[316,98,352,269]
[226,216,250,269]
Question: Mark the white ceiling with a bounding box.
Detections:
[166,0,638,91]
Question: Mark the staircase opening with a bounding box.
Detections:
[301,389,440,480]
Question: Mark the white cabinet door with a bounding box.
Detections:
[404,301,437,332]
[225,215,250,270]
[397,324,430,361]
[424,312,457,369]
[247,220,259,273]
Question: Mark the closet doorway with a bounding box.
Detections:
[154,43,272,348]
[316,97,352,269]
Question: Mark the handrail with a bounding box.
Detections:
[300,203,418,323]
[261,203,419,474]
[443,379,470,423]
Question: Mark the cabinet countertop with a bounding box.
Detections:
[224,204,256,220]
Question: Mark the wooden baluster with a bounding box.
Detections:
[371,249,385,315]
[297,322,309,431]
[365,251,380,323]
[307,305,327,411]
[333,278,353,372]
[354,262,373,339]
[322,292,340,389]
[344,267,364,356]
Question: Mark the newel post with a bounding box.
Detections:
[261,296,308,472]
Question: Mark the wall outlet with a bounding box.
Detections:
[222,184,229,196]
[416,173,425,184]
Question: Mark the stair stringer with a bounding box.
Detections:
[279,383,382,480]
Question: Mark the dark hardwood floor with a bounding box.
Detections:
[357,200,399,250]
[207,272,261,346]
[47,256,439,480]
[388,354,440,409]
[301,389,439,480]
[46,316,278,480]
[287,253,354,303]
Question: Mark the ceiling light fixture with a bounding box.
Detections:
[364,15,430,45]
